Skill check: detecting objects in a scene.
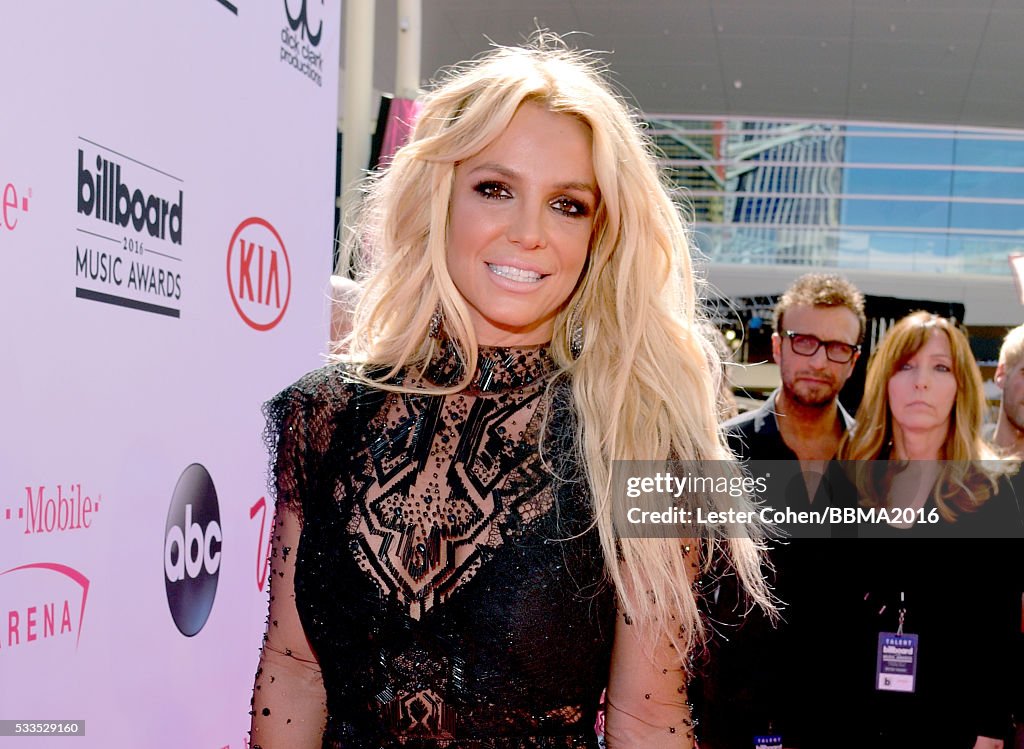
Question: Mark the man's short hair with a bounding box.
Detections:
[998,323,1024,369]
[774,273,866,343]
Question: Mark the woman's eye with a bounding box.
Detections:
[474,182,511,200]
[551,197,589,217]
[936,364,951,372]
[899,363,914,371]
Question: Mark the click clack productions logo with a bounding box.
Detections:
[280,0,325,86]
[164,464,222,637]
[74,137,186,318]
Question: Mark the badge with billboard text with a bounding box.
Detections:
[876,631,918,693]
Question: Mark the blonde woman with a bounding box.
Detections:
[251,36,770,749]
[841,311,1019,531]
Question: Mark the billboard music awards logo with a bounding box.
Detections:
[226,217,291,331]
[0,562,91,652]
[1,177,31,233]
[280,0,325,87]
[164,464,222,637]
[74,137,185,318]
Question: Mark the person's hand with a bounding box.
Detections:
[971,737,1003,749]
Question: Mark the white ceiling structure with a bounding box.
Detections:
[347,0,1024,130]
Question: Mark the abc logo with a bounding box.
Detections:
[164,464,222,637]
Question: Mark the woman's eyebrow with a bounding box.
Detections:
[467,162,516,179]
[558,180,598,197]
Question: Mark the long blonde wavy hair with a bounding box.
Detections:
[840,311,1008,519]
[337,35,771,664]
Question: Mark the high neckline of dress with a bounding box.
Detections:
[424,337,556,395]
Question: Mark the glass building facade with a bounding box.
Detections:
[649,116,1024,277]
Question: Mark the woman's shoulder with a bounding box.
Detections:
[274,358,354,397]
[956,469,1024,537]
[264,360,394,437]
[990,469,1024,523]
[268,360,379,409]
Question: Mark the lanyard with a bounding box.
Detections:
[872,590,908,633]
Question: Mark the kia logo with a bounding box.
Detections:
[226,216,292,331]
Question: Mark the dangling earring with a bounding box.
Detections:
[570,318,584,358]
[428,305,443,339]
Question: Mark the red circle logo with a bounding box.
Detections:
[226,217,292,331]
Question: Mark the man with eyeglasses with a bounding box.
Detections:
[699,274,865,749]
[723,272,865,470]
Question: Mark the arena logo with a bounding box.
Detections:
[0,562,90,652]
[1,179,31,233]
[2,484,101,536]
[164,464,222,637]
[249,496,273,591]
[226,217,291,331]
[280,0,325,87]
[74,137,185,319]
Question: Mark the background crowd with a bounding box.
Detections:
[697,272,1024,749]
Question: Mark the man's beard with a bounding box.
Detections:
[783,373,841,408]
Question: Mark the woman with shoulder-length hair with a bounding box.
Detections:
[250,34,771,749]
[840,310,1018,528]
[828,310,1021,749]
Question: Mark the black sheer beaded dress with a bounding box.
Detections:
[251,342,617,749]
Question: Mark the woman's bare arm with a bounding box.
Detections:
[250,504,327,749]
[603,547,700,749]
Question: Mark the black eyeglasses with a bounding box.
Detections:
[784,331,861,363]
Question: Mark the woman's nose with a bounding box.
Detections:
[506,203,548,250]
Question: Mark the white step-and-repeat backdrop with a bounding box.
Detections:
[1,1,341,746]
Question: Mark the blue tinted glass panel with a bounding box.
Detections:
[954,138,1024,168]
[952,170,1024,199]
[842,198,950,228]
[949,202,1024,231]
[844,133,954,165]
[863,232,948,256]
[844,168,953,197]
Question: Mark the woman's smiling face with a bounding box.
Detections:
[445,102,597,346]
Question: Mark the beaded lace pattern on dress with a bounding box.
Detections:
[251,343,617,749]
